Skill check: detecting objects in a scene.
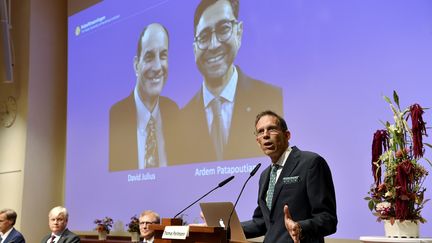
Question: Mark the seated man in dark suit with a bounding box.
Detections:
[41,206,80,243]
[179,0,283,164]
[109,23,179,171]
[138,210,160,243]
[0,208,25,243]
[242,110,337,242]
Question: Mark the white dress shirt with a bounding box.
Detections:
[0,227,13,242]
[273,146,292,182]
[46,230,65,243]
[134,87,167,168]
[142,236,154,242]
[203,66,238,143]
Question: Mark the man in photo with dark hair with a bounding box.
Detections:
[0,208,25,243]
[109,23,179,171]
[180,0,283,163]
[242,110,337,242]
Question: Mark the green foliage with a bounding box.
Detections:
[127,215,140,233]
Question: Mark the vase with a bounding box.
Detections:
[98,231,108,240]
[130,232,140,242]
[384,220,419,238]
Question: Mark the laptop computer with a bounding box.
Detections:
[200,202,248,242]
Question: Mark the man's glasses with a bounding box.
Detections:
[255,126,282,138]
[194,19,238,50]
[139,221,157,226]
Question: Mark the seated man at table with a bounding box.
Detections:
[139,210,160,243]
[41,206,80,243]
[0,208,26,243]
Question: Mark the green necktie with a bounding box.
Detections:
[266,164,279,210]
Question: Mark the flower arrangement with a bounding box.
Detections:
[94,216,114,233]
[365,91,431,223]
[126,215,140,233]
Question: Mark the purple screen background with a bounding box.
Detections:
[67,0,432,239]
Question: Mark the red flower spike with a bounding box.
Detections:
[410,104,427,159]
[395,198,409,220]
[372,130,388,186]
[395,160,415,219]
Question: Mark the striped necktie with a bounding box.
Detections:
[145,117,159,167]
[266,164,280,210]
[49,235,56,243]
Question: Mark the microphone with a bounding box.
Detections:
[173,175,235,219]
[226,163,261,238]
[249,162,261,177]
[218,176,234,187]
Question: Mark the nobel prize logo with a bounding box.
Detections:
[75,26,81,36]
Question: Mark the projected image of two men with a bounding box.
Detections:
[109,0,283,171]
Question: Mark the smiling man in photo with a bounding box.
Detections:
[109,23,179,171]
[180,0,284,164]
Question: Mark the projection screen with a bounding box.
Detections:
[66,0,432,239]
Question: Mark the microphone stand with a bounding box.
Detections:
[173,176,235,219]
[226,163,261,240]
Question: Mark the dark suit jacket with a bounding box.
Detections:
[242,146,337,243]
[40,229,80,243]
[109,94,180,171]
[177,66,283,164]
[3,228,25,243]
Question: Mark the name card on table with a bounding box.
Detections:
[162,226,189,240]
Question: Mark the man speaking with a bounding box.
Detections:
[242,110,337,242]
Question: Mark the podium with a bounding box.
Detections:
[360,236,432,243]
[150,218,229,243]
